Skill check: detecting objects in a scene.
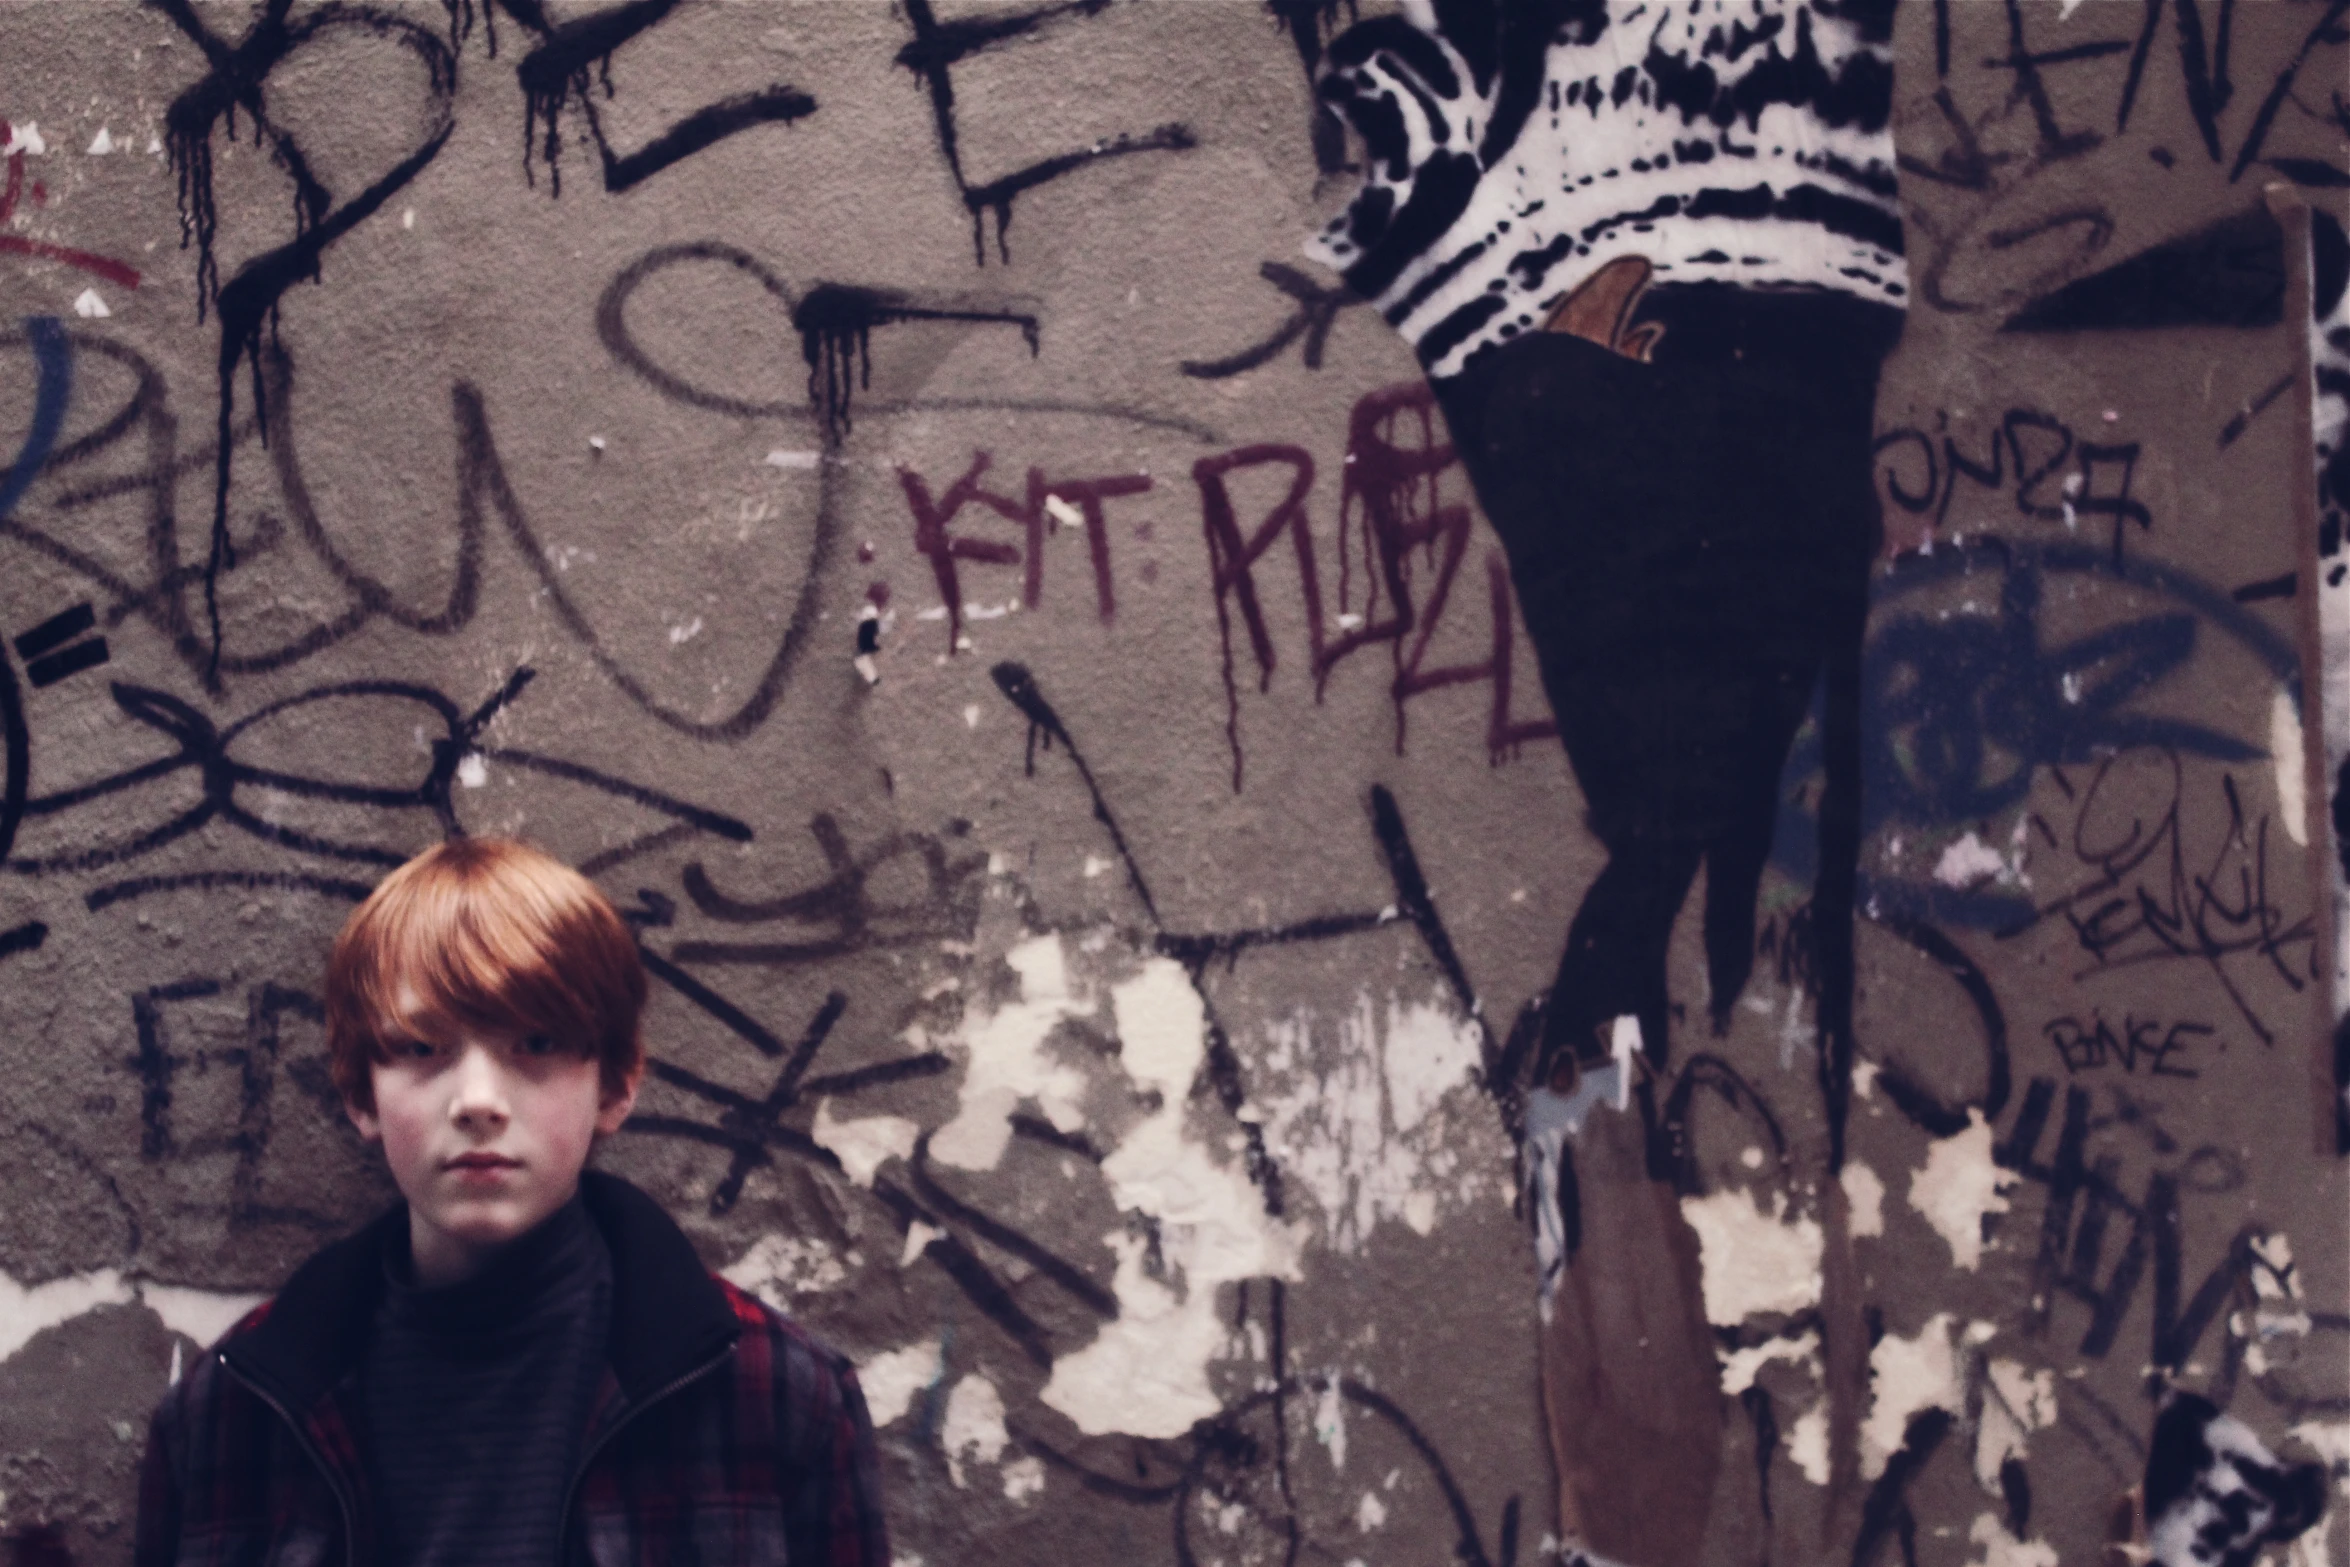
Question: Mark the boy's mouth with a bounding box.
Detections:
[447,1152,521,1172]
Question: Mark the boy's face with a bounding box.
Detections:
[346,1019,637,1286]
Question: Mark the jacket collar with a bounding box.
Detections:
[222,1170,740,1416]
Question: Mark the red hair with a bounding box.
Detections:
[324,838,646,1112]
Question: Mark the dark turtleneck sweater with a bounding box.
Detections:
[360,1195,613,1567]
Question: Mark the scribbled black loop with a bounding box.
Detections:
[596,242,808,418]
[151,0,460,678]
[10,669,746,880]
[1862,914,2011,1139]
[1658,1053,1791,1197]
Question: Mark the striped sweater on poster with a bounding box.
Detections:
[1307,0,1907,381]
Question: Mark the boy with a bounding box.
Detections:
[136,837,889,1567]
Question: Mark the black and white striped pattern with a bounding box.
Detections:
[1308,0,1906,380]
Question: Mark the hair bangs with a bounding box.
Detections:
[367,877,601,1057]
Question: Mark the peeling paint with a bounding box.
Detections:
[1717,1329,1818,1396]
[941,1373,1008,1487]
[1256,994,1490,1253]
[1,1272,272,1364]
[1934,824,2028,891]
[139,1283,266,1348]
[1974,1358,2057,1492]
[900,1220,944,1267]
[1909,1110,2015,1271]
[1861,1313,1979,1479]
[1841,1160,1886,1238]
[2273,688,2308,846]
[0,1268,133,1363]
[1315,1376,1348,1470]
[1680,1187,1823,1326]
[721,1232,850,1308]
[812,1099,918,1187]
[1382,998,1483,1133]
[1967,1513,2058,1567]
[931,934,1091,1172]
[1001,1455,1044,1502]
[857,1337,943,1429]
[1039,958,1300,1438]
[1788,1400,1831,1486]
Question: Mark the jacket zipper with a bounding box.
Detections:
[556,1340,739,1567]
[217,1353,362,1567]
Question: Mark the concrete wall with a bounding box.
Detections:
[0,3,2344,1564]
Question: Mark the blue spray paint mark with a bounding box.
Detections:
[0,316,70,524]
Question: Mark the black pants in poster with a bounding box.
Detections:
[1439,285,1902,1084]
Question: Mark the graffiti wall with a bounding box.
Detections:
[2,2,2346,1564]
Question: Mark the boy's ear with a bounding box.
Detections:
[345,1094,383,1143]
[595,1063,642,1136]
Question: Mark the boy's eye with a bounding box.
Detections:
[519,1034,558,1057]
[391,1038,438,1061]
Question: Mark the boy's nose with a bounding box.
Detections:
[447,1045,511,1128]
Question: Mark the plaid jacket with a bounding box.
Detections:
[135,1172,889,1567]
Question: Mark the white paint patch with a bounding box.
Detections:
[962,703,980,729]
[2286,1417,2350,1567]
[1040,959,1300,1438]
[1975,1359,2057,1493]
[1315,1377,1348,1471]
[1355,1492,1387,1532]
[1082,854,1108,879]
[1044,494,1085,530]
[139,1284,266,1349]
[900,1220,943,1267]
[72,288,111,319]
[1402,1190,1436,1234]
[856,1337,941,1428]
[401,206,414,229]
[941,1373,1008,1487]
[1383,998,1484,1133]
[1861,1313,1969,1479]
[1935,830,2025,890]
[1609,1016,1641,1106]
[1841,1161,1886,1238]
[931,934,1091,1172]
[1909,1110,2015,1271]
[721,1232,848,1309]
[1254,994,1487,1253]
[4,121,46,156]
[1679,1188,1824,1326]
[811,1098,917,1187]
[2273,688,2309,846]
[86,126,114,155]
[1001,1456,1045,1502]
[765,449,821,470]
[668,616,704,645]
[1788,1401,1831,1486]
[455,753,488,788]
[1967,1514,2058,1567]
[2239,1232,2314,1376]
[0,1270,134,1364]
[1718,1330,1819,1397]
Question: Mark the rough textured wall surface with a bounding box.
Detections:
[1,3,2347,1565]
